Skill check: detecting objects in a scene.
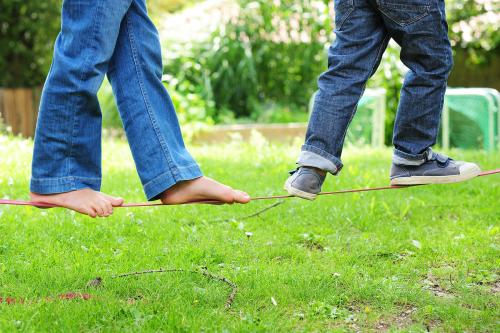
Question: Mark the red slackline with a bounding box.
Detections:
[0,169,499,209]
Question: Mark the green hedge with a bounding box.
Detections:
[0,1,61,87]
[0,0,199,88]
[2,0,498,143]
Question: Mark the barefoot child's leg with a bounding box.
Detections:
[31,0,249,216]
[106,0,249,204]
[30,1,133,217]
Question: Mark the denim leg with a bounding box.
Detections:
[30,0,133,193]
[300,0,390,174]
[378,0,453,165]
[107,0,202,200]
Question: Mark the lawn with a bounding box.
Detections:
[0,134,498,332]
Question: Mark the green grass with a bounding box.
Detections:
[0,134,498,332]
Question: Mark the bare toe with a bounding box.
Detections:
[234,190,251,204]
[93,202,107,217]
[219,188,237,204]
[103,194,124,206]
[102,200,113,216]
[86,207,98,218]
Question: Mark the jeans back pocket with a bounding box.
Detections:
[377,0,431,26]
[334,0,355,31]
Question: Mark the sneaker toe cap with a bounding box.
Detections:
[458,162,481,176]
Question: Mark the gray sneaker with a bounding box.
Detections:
[284,167,326,200]
[390,151,481,186]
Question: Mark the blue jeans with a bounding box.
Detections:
[299,0,453,173]
[30,0,202,200]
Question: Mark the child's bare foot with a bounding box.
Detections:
[30,189,124,218]
[160,177,251,205]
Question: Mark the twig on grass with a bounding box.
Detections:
[112,267,238,309]
[210,200,285,223]
[112,268,188,278]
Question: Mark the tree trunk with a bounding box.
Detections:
[0,87,41,137]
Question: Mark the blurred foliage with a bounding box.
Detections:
[162,0,498,144]
[446,0,500,65]
[1,0,498,146]
[0,1,61,87]
[0,0,197,88]
[164,0,332,121]
[147,0,202,24]
[148,0,197,12]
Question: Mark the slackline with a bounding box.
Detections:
[0,169,499,209]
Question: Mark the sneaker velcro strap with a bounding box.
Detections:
[423,149,434,161]
[435,153,450,165]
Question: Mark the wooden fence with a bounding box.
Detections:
[0,87,41,137]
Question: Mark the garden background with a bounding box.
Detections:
[0,0,499,332]
[1,0,499,141]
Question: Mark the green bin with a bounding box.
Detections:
[309,88,386,148]
[442,88,499,151]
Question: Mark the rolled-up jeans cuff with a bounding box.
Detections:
[393,148,429,166]
[30,176,101,194]
[298,145,343,175]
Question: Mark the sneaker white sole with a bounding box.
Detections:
[390,163,481,186]
[284,178,317,200]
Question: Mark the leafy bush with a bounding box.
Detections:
[163,0,331,120]
[0,1,61,87]
[163,0,498,145]
[2,0,497,142]
[163,0,406,134]
[447,0,500,65]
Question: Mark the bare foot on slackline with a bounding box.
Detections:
[160,177,251,205]
[30,189,124,218]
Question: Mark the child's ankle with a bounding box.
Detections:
[302,166,327,177]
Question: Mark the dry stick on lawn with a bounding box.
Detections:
[112,267,238,309]
[211,200,285,223]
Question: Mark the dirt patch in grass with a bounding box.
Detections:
[375,305,417,332]
[490,280,500,294]
[422,272,455,299]
[425,319,442,331]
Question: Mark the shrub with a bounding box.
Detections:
[163,0,498,145]
[447,0,500,65]
[163,0,332,120]
[0,1,61,87]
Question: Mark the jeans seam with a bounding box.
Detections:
[335,5,355,32]
[337,32,390,149]
[379,9,430,27]
[67,0,104,180]
[435,0,451,143]
[31,176,102,181]
[125,13,179,179]
[30,177,101,194]
[378,1,431,27]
